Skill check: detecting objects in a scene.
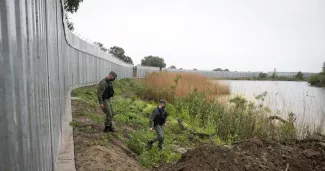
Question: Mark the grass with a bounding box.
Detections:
[139,71,230,101]
[70,76,324,169]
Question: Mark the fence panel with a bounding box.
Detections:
[0,0,133,170]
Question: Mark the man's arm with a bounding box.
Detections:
[149,109,158,128]
[97,81,106,105]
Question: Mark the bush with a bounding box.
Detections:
[308,73,325,86]
[295,71,304,80]
[258,72,267,78]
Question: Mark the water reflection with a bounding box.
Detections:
[218,80,325,127]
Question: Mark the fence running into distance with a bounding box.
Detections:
[136,65,262,78]
[136,65,316,78]
[0,0,132,170]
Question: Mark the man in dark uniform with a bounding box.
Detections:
[97,71,117,132]
[146,99,168,150]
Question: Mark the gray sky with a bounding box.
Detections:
[71,0,325,72]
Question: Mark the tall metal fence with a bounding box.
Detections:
[136,66,261,78]
[266,72,316,78]
[137,66,317,78]
[0,0,132,170]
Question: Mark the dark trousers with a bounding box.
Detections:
[150,124,164,148]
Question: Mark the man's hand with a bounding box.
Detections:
[100,104,104,109]
[149,128,153,131]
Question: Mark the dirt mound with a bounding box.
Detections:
[158,138,325,171]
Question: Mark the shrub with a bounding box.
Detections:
[308,73,325,86]
[258,72,267,78]
[295,71,304,80]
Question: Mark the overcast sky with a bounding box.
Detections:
[70,0,325,72]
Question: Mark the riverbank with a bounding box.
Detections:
[308,72,325,87]
[70,74,325,170]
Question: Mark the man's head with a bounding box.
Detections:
[107,71,117,81]
[158,99,167,109]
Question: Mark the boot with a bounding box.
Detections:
[146,141,153,149]
[158,144,163,151]
[109,125,117,132]
[104,126,110,133]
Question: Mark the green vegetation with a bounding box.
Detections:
[213,68,230,71]
[64,0,84,31]
[71,77,319,169]
[141,56,166,70]
[308,72,325,87]
[169,65,176,69]
[307,62,325,87]
[109,46,134,64]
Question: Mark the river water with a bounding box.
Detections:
[218,80,325,127]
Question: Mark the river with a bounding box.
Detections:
[218,80,325,128]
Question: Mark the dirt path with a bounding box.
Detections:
[71,100,146,171]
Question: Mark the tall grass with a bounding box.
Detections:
[141,71,230,101]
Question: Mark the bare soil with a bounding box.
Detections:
[71,100,146,171]
[157,138,325,171]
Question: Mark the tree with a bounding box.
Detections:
[109,46,133,64]
[169,65,176,69]
[213,68,223,71]
[323,61,325,72]
[109,46,125,59]
[272,68,277,78]
[213,68,230,71]
[258,72,267,78]
[123,56,134,65]
[141,56,166,69]
[94,42,108,52]
[64,0,84,31]
[64,0,84,13]
[295,71,304,80]
[65,14,74,31]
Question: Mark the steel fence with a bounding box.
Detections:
[266,72,316,78]
[0,0,132,170]
[137,66,261,78]
[137,67,317,79]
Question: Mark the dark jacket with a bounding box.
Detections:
[97,78,114,104]
[149,107,168,128]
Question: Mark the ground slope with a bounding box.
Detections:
[157,138,325,171]
[71,99,146,171]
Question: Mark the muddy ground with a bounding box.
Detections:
[71,99,146,171]
[157,138,325,171]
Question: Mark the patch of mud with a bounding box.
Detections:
[72,100,146,171]
[158,138,325,171]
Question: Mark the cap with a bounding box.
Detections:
[109,71,117,78]
[159,99,167,105]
